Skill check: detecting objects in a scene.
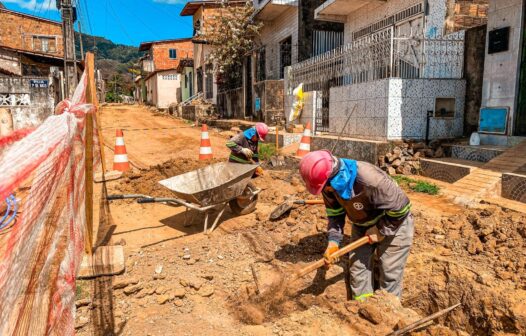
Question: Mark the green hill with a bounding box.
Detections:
[75,32,143,99]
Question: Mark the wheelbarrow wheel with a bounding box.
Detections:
[229,182,258,216]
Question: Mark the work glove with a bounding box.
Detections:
[255,166,264,176]
[241,148,254,159]
[365,226,384,243]
[323,241,340,268]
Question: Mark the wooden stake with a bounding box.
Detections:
[84,52,96,255]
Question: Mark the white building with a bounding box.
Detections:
[286,0,489,141]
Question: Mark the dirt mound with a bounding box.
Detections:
[405,206,526,334]
[112,158,221,198]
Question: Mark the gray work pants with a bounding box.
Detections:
[348,214,414,300]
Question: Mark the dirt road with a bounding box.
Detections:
[76,104,526,336]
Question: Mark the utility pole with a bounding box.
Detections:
[59,0,78,97]
[78,21,85,61]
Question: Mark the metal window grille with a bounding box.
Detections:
[280,37,292,79]
[352,3,424,40]
[205,67,214,99]
[313,30,344,57]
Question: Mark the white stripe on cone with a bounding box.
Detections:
[115,138,125,146]
[304,129,311,137]
[201,132,209,139]
[200,147,213,154]
[299,143,310,151]
[114,154,129,163]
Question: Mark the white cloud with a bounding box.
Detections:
[2,0,57,12]
[153,0,187,4]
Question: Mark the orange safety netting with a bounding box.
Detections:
[0,70,100,335]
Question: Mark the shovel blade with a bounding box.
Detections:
[269,201,293,220]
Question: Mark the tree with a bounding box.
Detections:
[205,1,262,86]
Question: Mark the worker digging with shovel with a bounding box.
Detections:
[226,122,269,177]
[299,150,414,301]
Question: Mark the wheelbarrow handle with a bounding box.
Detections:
[107,194,149,200]
[137,198,156,204]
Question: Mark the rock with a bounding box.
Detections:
[75,316,89,329]
[391,159,402,168]
[496,270,513,280]
[359,303,383,325]
[476,273,492,286]
[467,240,484,255]
[155,265,163,274]
[433,147,444,158]
[286,220,295,227]
[173,288,186,298]
[136,287,155,299]
[189,279,203,290]
[186,258,197,265]
[153,274,166,280]
[115,238,127,246]
[412,142,426,150]
[413,152,421,159]
[123,284,143,295]
[402,164,413,175]
[113,277,140,290]
[201,274,214,281]
[179,279,189,287]
[182,254,191,260]
[198,285,214,297]
[155,286,168,295]
[76,298,91,308]
[387,167,396,176]
[174,299,184,307]
[157,295,171,305]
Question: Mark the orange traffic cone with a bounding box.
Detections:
[296,121,312,158]
[113,129,130,172]
[199,124,213,160]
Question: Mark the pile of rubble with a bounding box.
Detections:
[379,141,446,176]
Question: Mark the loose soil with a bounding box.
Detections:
[76,105,526,336]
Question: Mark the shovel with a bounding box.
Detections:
[252,236,371,296]
[269,199,324,220]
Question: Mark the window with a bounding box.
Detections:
[205,66,213,99]
[169,49,177,59]
[279,36,292,79]
[32,36,57,53]
[434,98,456,118]
[256,47,266,82]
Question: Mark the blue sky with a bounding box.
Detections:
[2,0,194,47]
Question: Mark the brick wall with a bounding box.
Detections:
[0,9,63,57]
[152,40,193,71]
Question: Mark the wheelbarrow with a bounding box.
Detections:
[108,162,261,234]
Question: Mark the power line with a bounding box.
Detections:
[141,0,193,29]
[113,0,160,38]
[106,0,134,45]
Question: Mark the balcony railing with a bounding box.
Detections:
[288,28,465,91]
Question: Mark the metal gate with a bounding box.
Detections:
[315,84,330,133]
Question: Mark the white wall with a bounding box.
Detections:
[258,6,298,79]
[481,0,524,135]
[328,78,466,140]
[155,70,181,109]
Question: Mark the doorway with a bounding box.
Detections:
[515,4,526,135]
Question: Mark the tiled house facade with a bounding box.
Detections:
[285,0,488,141]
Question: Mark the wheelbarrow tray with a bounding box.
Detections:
[158,162,258,207]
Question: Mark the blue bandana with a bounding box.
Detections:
[243,127,257,140]
[329,159,358,200]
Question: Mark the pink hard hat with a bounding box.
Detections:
[255,122,269,142]
[299,150,334,195]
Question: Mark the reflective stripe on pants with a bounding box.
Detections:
[348,214,414,299]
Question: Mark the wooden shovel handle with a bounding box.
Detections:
[291,236,371,281]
